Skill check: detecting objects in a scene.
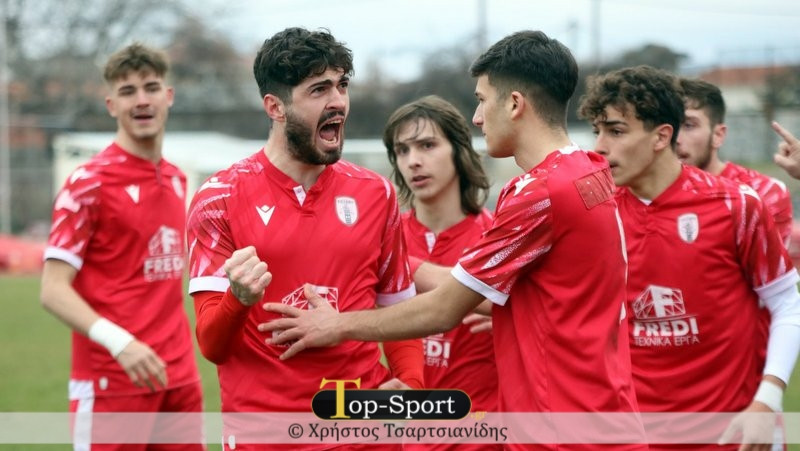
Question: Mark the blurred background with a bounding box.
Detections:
[2,0,800,254]
[1,1,800,448]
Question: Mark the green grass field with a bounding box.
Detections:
[2,274,799,450]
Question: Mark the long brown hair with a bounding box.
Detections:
[384,95,489,214]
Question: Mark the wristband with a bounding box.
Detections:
[753,380,783,412]
[88,318,135,358]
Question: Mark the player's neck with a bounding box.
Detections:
[705,157,727,176]
[263,138,326,191]
[114,131,162,164]
[629,152,683,201]
[413,187,466,234]
[513,125,572,172]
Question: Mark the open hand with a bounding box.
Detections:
[116,340,167,392]
[259,284,345,359]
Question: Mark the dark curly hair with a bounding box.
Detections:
[104,43,168,83]
[679,77,726,127]
[253,27,353,103]
[578,65,685,147]
[470,30,578,129]
[383,95,490,215]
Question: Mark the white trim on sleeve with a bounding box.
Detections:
[451,263,509,306]
[43,246,83,270]
[376,284,417,306]
[755,268,800,300]
[188,276,230,294]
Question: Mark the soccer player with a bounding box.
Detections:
[677,79,794,426]
[185,28,421,450]
[40,44,203,450]
[772,121,800,179]
[578,65,800,450]
[383,95,499,450]
[677,77,792,245]
[264,30,646,451]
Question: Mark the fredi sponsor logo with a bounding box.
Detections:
[312,378,471,421]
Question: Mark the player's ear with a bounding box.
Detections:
[263,94,286,122]
[712,123,727,150]
[509,90,525,120]
[654,123,673,152]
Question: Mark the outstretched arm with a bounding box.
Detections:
[261,276,484,360]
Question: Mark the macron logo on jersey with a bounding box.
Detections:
[125,184,140,204]
[256,205,276,226]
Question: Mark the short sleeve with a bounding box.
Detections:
[375,178,416,306]
[454,174,554,305]
[187,180,237,293]
[733,184,796,292]
[44,168,101,270]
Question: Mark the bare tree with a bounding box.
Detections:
[3,0,188,123]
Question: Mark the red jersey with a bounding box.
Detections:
[452,149,640,418]
[187,150,415,412]
[618,165,798,414]
[45,143,199,397]
[402,209,498,412]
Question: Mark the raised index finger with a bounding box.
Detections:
[772,121,798,144]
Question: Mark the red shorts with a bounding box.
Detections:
[69,381,205,451]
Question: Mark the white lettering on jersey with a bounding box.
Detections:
[124,185,140,204]
[256,205,275,226]
[143,225,184,282]
[631,285,700,347]
[335,196,359,226]
[513,174,536,196]
[677,213,699,243]
[423,334,452,368]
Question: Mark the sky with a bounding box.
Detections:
[197,0,800,81]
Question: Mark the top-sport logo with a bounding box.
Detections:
[312,378,470,421]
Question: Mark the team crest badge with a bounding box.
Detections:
[677,213,699,243]
[335,196,358,226]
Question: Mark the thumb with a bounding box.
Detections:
[303,284,330,309]
[774,152,793,167]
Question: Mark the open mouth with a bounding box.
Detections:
[319,115,344,145]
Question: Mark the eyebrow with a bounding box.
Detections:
[596,119,627,127]
[308,75,350,91]
[399,132,436,144]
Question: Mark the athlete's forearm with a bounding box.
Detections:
[193,289,251,364]
[383,339,425,389]
[343,277,482,342]
[40,259,102,335]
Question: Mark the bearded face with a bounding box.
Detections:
[285,108,344,166]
